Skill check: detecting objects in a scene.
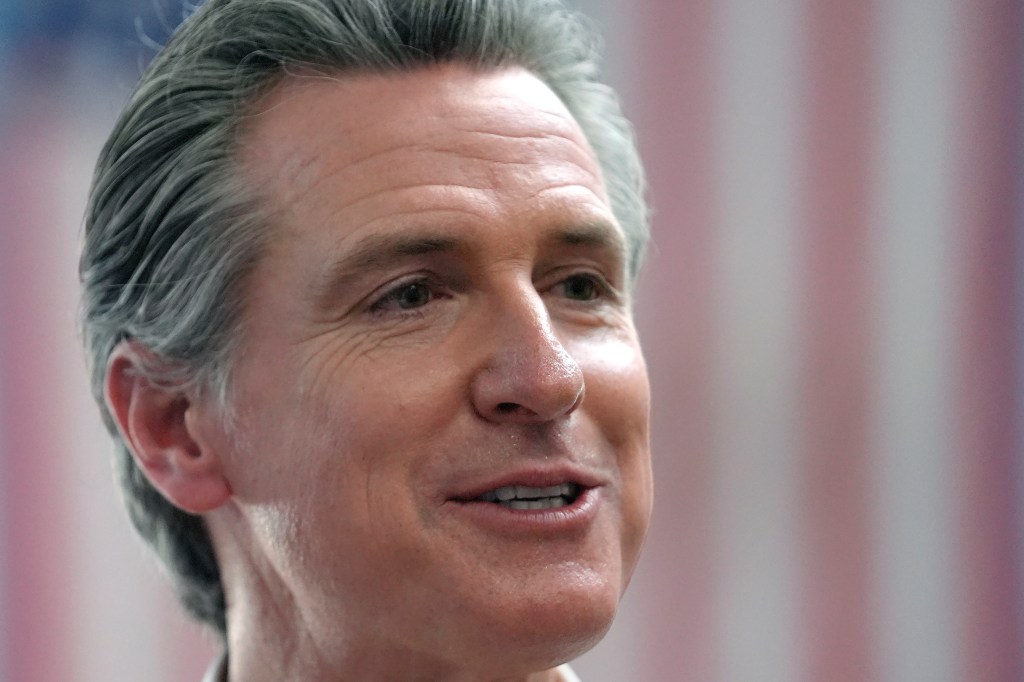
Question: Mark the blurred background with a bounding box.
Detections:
[1,0,1021,680]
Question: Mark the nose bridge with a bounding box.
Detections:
[472,279,584,422]
[510,287,571,370]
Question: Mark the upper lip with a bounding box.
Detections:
[446,465,606,502]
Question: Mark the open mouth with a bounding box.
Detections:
[475,483,582,510]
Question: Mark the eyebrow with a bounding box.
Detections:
[310,221,627,312]
[311,232,460,311]
[543,221,627,259]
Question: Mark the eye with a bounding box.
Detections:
[559,273,603,301]
[370,280,434,313]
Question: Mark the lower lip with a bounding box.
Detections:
[445,487,602,536]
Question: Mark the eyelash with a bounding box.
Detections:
[367,276,444,316]
[551,272,613,303]
[366,269,618,318]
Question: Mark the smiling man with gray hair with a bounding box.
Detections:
[81,0,652,679]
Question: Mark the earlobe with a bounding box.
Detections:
[105,342,232,514]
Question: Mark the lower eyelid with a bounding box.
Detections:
[367,279,457,316]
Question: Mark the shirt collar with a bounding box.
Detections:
[201,650,227,682]
[557,663,584,682]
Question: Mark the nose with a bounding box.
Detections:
[471,286,585,424]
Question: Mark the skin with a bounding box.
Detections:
[112,63,652,681]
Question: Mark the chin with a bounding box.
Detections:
[461,572,622,673]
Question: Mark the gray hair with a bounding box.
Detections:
[80,0,648,637]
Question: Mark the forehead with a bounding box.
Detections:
[241,64,587,155]
[234,64,612,238]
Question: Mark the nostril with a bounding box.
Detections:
[495,402,521,414]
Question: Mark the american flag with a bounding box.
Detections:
[1,1,1020,680]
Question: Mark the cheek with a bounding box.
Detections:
[571,333,653,570]
[297,363,460,520]
[329,353,470,478]
[572,332,651,441]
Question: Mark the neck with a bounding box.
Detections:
[218,567,572,681]
[208,510,576,681]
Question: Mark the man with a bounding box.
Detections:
[80,0,652,679]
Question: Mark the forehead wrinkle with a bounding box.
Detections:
[255,108,600,233]
[524,183,609,212]
[442,99,576,129]
[320,180,495,220]
[438,125,597,172]
[269,139,430,215]
[281,145,544,228]
[450,127,596,165]
[300,103,582,174]
[289,143,600,237]
[341,132,591,174]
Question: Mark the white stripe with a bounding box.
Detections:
[710,0,802,679]
[868,1,958,680]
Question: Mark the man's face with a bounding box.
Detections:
[208,64,652,675]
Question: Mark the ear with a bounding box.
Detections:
[105,341,232,514]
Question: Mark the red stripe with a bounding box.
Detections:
[631,0,718,679]
[952,0,1024,680]
[0,100,77,682]
[797,1,876,680]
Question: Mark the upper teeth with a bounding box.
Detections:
[480,483,576,503]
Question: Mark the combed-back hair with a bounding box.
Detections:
[80,0,648,637]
